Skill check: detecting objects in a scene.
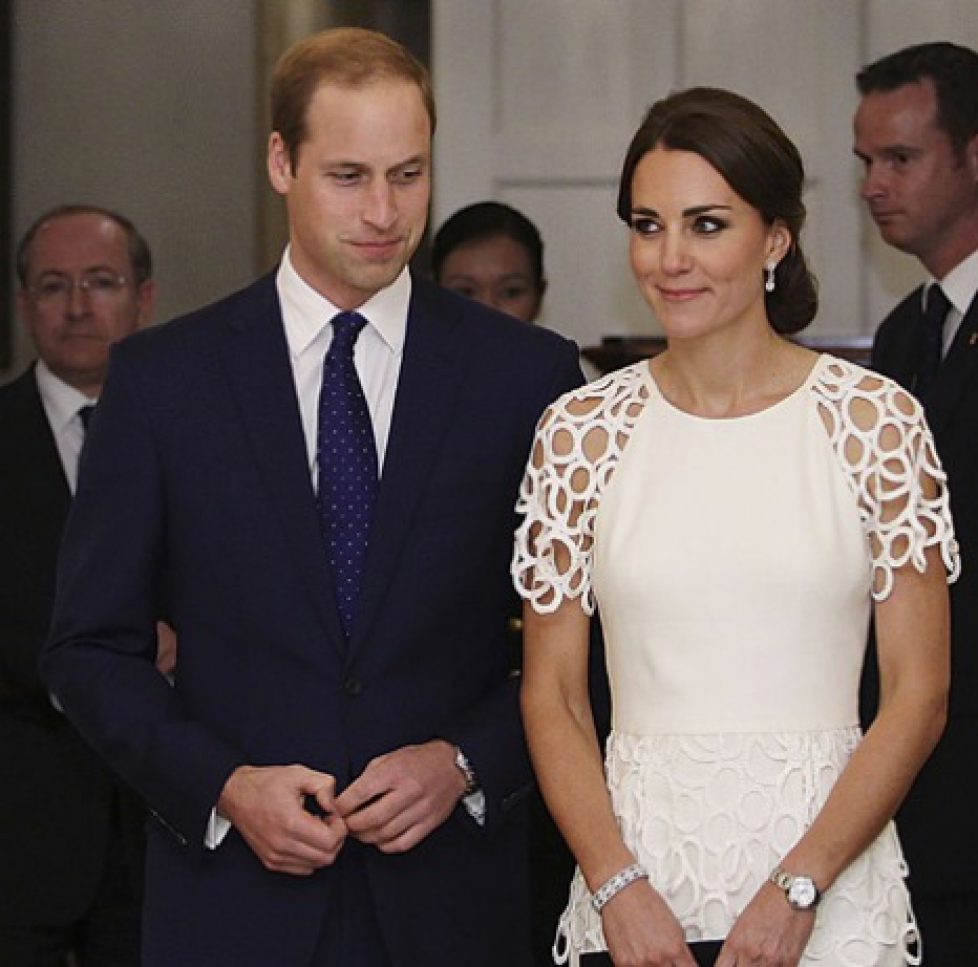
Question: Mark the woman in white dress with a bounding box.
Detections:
[513,88,958,967]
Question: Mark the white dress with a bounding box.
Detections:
[512,355,959,966]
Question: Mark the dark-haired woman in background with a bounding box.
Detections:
[434,200,609,965]
[433,201,547,323]
[514,88,957,966]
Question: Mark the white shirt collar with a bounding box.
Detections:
[34,359,96,434]
[276,245,411,358]
[926,247,978,316]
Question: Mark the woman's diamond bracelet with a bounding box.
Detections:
[591,862,649,912]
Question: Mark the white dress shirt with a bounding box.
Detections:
[34,359,97,493]
[929,245,978,356]
[277,246,409,479]
[34,362,96,716]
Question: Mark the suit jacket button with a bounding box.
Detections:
[343,676,363,697]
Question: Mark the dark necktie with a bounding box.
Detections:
[78,404,95,434]
[316,312,378,638]
[915,285,951,397]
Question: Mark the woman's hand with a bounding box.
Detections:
[601,879,698,966]
[716,881,814,966]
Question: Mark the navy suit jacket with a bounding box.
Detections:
[868,282,978,895]
[41,274,582,965]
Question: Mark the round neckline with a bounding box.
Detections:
[640,352,825,424]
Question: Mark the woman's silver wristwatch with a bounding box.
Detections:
[770,867,821,910]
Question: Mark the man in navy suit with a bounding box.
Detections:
[1,205,159,965]
[854,41,978,963]
[41,28,581,967]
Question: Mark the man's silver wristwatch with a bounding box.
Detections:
[770,867,821,911]
[454,746,479,796]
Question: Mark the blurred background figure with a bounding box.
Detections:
[434,199,604,965]
[0,204,156,967]
[432,201,547,323]
[854,41,978,965]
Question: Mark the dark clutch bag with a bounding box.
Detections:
[581,940,723,966]
[689,940,723,966]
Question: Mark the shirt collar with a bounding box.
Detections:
[277,246,411,357]
[34,359,96,434]
[926,247,978,317]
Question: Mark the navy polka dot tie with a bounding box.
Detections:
[316,312,378,639]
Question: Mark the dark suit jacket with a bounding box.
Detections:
[868,282,978,896]
[41,274,583,966]
[0,368,138,926]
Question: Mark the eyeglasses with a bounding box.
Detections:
[29,271,130,303]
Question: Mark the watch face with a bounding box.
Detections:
[787,877,818,909]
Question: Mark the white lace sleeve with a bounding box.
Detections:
[814,359,960,600]
[512,366,649,616]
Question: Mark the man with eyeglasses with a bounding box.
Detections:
[0,205,158,966]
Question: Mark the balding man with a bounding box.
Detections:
[0,205,158,966]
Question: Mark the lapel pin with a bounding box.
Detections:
[970,333,978,347]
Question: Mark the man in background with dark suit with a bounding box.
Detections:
[854,41,978,963]
[0,205,159,965]
[41,29,582,967]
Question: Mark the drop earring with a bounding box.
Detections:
[764,263,776,293]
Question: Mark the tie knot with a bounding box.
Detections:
[331,312,368,352]
[78,404,95,432]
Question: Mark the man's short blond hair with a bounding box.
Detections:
[271,27,435,174]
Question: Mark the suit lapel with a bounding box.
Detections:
[348,280,471,659]
[218,275,347,653]
[926,292,978,432]
[14,369,73,512]
[875,288,923,392]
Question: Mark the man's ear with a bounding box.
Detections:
[267,132,293,196]
[16,288,30,330]
[135,279,157,330]
[965,132,978,183]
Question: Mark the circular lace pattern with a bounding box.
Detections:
[554,729,921,966]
